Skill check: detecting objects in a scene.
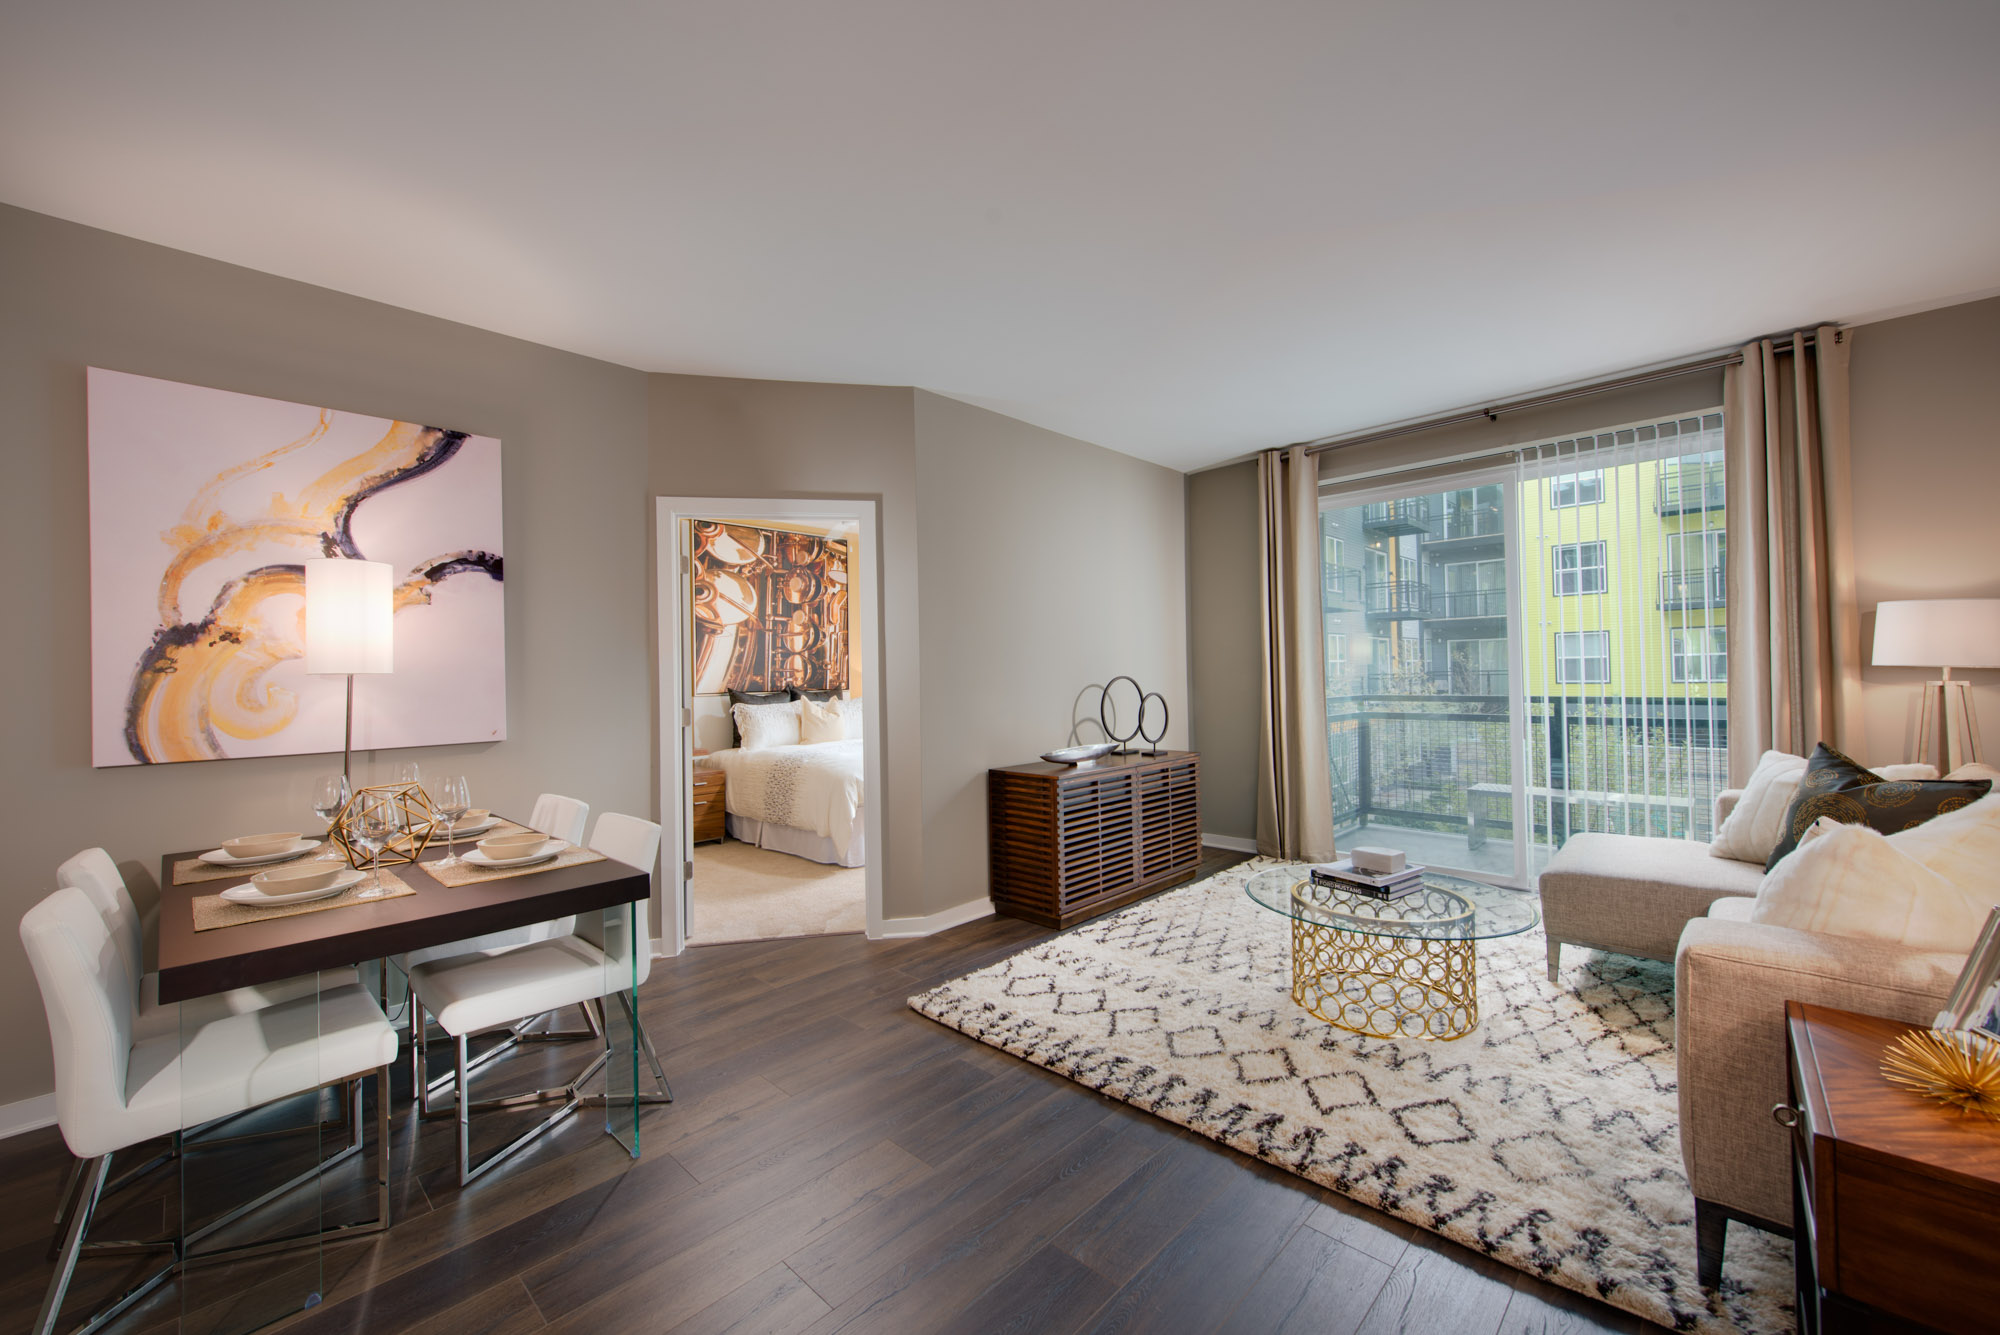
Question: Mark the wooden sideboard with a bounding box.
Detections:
[988,750,1201,929]
[1784,1002,2000,1334]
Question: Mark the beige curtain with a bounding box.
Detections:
[1723,326,1864,783]
[1256,445,1337,861]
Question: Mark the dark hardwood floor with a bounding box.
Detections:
[3,851,1645,1335]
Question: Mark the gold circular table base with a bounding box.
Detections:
[1290,914,1479,1040]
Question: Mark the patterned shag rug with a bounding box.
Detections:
[909,857,1795,1334]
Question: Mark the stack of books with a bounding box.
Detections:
[1309,858,1426,900]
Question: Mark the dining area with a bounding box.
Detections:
[19,772,670,1335]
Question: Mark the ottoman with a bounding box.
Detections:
[1538,832,1763,982]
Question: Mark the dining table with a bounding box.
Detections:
[151,820,650,1335]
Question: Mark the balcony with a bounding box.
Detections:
[1363,580,1433,619]
[1347,668,1507,697]
[1660,567,1726,611]
[1362,498,1438,537]
[1658,465,1726,514]
[1432,504,1505,545]
[1428,587,1509,621]
[1322,565,1363,609]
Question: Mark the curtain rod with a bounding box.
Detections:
[1299,331,1820,459]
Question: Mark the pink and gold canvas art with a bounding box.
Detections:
[87,368,506,766]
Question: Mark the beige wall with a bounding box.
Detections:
[0,204,654,1108]
[1186,461,1261,841]
[1850,295,2000,764]
[912,392,1188,911]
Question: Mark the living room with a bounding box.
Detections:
[4,5,1998,1335]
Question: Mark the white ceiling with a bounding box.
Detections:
[4,2,1998,472]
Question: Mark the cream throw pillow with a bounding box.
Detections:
[1750,821,1988,952]
[1709,750,1939,864]
[799,695,844,744]
[732,699,801,750]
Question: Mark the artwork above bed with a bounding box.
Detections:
[690,520,849,696]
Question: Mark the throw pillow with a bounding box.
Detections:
[1882,791,2000,909]
[790,687,842,703]
[1711,750,1943,864]
[1948,762,2000,785]
[1750,822,1988,953]
[732,698,802,750]
[799,695,844,744]
[1764,744,1990,870]
[728,687,790,707]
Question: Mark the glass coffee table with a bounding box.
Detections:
[1244,866,1539,1040]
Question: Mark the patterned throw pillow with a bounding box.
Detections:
[1765,743,1992,870]
[731,698,802,750]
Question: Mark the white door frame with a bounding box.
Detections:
[654,496,885,955]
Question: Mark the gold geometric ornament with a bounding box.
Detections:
[1880,1028,2000,1120]
[329,781,437,870]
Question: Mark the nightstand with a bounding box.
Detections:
[1781,1002,2000,1334]
[691,768,726,845]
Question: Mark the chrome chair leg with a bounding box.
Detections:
[34,1153,175,1335]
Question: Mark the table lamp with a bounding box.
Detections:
[1872,598,2000,773]
[305,558,394,780]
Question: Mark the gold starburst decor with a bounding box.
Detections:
[329,781,437,870]
[1880,1028,2000,1119]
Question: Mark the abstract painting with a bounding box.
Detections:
[88,368,506,766]
[689,521,849,695]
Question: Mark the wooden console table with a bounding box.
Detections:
[988,750,1201,928]
[1782,1002,2000,1334]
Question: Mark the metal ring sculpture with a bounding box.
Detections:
[1138,691,1169,755]
[1099,676,1144,755]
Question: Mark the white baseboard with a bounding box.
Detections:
[874,896,995,939]
[0,1093,56,1140]
[1202,833,1258,853]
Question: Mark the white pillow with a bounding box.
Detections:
[732,699,801,750]
[1709,750,1940,864]
[1749,821,1988,952]
[799,696,844,744]
[1883,791,2000,912]
[1947,763,2000,785]
[840,696,861,740]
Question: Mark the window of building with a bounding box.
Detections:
[1441,559,1506,616]
[1549,471,1603,507]
[1327,632,1347,674]
[1671,627,1727,683]
[1446,638,1506,693]
[1552,541,1607,596]
[1554,630,1611,684]
[1323,534,1345,569]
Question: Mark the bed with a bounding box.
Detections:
[695,738,865,867]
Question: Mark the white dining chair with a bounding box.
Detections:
[22,886,398,1335]
[59,848,356,1041]
[408,811,670,1185]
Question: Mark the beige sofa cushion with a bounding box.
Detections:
[1750,821,1989,952]
[1706,895,1755,922]
[1540,833,1765,964]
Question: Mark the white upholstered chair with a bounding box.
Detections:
[22,886,398,1335]
[408,811,669,1185]
[57,848,354,1040]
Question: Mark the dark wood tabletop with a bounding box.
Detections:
[155,827,649,1004]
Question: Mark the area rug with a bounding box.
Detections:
[909,857,1795,1334]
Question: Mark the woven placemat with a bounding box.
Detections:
[192,867,417,932]
[424,843,608,888]
[173,842,330,886]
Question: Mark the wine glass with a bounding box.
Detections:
[350,795,403,899]
[433,775,471,868]
[311,775,350,861]
[393,761,422,790]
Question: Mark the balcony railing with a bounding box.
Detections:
[1430,587,1509,620]
[1660,567,1726,610]
[1436,505,1504,542]
[1342,669,1507,697]
[1322,565,1363,608]
[1363,580,1433,618]
[1658,466,1726,514]
[1362,498,1438,536]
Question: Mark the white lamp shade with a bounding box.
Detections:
[304,559,394,674]
[1872,599,2000,669]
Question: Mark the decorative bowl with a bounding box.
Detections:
[222,832,301,859]
[456,809,491,824]
[250,864,340,894]
[478,832,550,857]
[1040,742,1118,765]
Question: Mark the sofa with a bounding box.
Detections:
[1537,790,1965,1287]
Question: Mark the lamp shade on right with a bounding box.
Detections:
[1872,599,2000,669]
[304,559,394,675]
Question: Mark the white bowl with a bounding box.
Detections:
[250,864,340,894]
[223,832,301,860]
[478,832,549,857]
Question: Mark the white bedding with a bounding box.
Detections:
[699,739,864,863]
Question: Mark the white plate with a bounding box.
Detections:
[462,839,564,869]
[220,869,366,906]
[445,814,503,836]
[199,838,320,867]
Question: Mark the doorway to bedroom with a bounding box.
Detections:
[655,498,884,953]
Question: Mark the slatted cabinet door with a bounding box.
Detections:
[988,751,1201,929]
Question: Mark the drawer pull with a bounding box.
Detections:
[1771,1103,1800,1129]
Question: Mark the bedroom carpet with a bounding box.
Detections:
[909,856,1795,1335]
[688,837,865,945]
